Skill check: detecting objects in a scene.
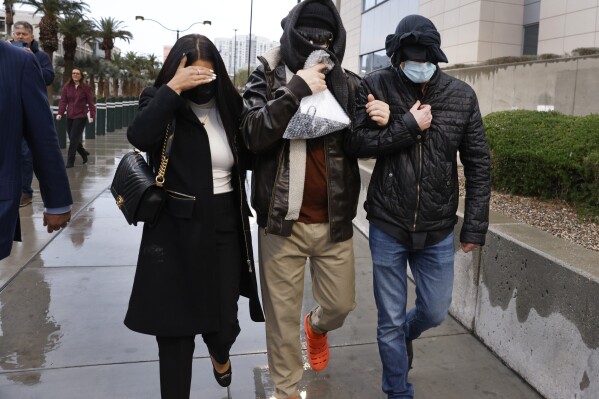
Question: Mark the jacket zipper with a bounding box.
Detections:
[413,141,422,231]
[233,136,253,273]
[413,86,428,231]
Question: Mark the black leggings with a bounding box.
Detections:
[66,117,87,163]
[156,192,242,399]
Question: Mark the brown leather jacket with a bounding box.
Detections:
[240,48,361,242]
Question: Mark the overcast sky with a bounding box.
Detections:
[15,0,300,59]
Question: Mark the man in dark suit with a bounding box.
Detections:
[8,20,56,207]
[0,40,73,261]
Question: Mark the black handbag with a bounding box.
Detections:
[110,124,173,226]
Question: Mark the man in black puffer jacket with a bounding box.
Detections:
[241,1,361,398]
[345,15,490,399]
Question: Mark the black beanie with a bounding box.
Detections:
[296,1,336,34]
[385,14,448,65]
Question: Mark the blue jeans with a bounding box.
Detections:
[370,224,455,399]
[21,139,33,196]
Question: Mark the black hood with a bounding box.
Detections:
[279,0,346,73]
[385,14,448,65]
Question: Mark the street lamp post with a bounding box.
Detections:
[248,0,253,81]
[233,28,238,88]
[135,16,211,40]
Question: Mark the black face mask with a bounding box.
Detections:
[183,81,216,104]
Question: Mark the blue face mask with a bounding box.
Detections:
[402,61,437,83]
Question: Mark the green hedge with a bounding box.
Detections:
[484,110,599,218]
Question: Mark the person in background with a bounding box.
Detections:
[8,21,55,207]
[241,1,361,398]
[124,34,264,399]
[0,41,72,261]
[56,67,95,168]
[344,14,491,399]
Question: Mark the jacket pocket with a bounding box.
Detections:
[163,190,196,219]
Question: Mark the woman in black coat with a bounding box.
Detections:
[124,34,264,398]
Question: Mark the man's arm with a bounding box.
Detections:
[344,75,423,158]
[36,51,55,86]
[240,65,312,153]
[459,93,491,247]
[21,52,72,226]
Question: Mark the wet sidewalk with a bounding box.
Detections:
[0,130,544,398]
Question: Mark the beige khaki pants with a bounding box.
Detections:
[259,223,356,399]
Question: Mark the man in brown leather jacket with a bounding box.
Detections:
[240,1,360,398]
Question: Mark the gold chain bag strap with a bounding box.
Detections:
[110,123,174,226]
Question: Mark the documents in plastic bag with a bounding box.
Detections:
[283,50,350,140]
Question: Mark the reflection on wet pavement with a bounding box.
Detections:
[0,131,543,398]
[0,268,60,385]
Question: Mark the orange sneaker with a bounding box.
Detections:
[304,312,329,371]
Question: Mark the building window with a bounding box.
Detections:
[0,16,6,35]
[363,0,388,12]
[360,49,389,75]
[523,23,539,55]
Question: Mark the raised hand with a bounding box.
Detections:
[409,100,432,131]
[296,63,328,94]
[366,94,390,127]
[167,54,216,95]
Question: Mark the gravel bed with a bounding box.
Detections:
[458,169,599,252]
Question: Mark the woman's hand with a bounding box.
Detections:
[166,54,216,95]
[56,114,62,121]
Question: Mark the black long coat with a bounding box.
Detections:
[124,85,264,336]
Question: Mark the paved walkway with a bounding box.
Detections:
[0,131,544,398]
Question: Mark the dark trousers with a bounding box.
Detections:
[156,192,242,399]
[21,139,33,195]
[0,198,20,261]
[66,118,88,165]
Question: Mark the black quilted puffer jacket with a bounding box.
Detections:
[345,66,491,245]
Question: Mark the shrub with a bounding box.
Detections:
[485,56,536,65]
[572,47,599,56]
[537,53,561,60]
[484,111,599,218]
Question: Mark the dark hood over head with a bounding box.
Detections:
[279,0,346,73]
[385,14,448,66]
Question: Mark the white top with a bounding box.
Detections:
[189,99,234,194]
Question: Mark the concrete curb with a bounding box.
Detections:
[355,161,599,399]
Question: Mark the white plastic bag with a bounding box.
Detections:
[283,50,350,139]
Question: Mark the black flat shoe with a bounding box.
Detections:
[211,358,232,387]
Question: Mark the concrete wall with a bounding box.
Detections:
[538,0,599,55]
[355,163,599,399]
[421,0,526,64]
[444,54,599,116]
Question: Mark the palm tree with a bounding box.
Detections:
[57,14,95,84]
[110,51,124,96]
[3,0,15,38]
[144,53,162,81]
[74,55,101,96]
[18,0,89,61]
[94,17,132,61]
